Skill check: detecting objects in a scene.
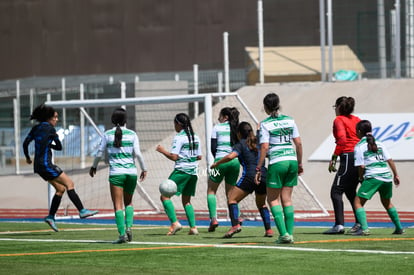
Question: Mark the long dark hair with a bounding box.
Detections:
[238,121,257,152]
[220,107,240,146]
[111,108,127,148]
[356,120,378,153]
[30,104,56,122]
[175,113,196,153]
[335,96,355,116]
[263,93,280,118]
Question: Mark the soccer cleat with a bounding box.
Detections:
[223,225,242,238]
[112,235,128,244]
[323,225,345,234]
[264,229,274,237]
[44,216,59,232]
[352,228,370,236]
[188,228,199,235]
[126,227,133,242]
[79,209,99,219]
[347,223,361,234]
[392,228,405,235]
[208,218,219,232]
[167,222,182,236]
[276,233,294,244]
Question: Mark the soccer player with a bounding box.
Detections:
[256,93,303,244]
[156,113,202,236]
[207,107,240,232]
[23,104,98,232]
[210,121,273,238]
[89,108,147,244]
[324,96,361,234]
[352,120,404,235]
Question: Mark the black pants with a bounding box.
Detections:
[330,152,360,226]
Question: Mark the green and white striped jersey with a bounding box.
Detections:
[259,114,300,165]
[171,129,202,175]
[95,127,146,176]
[211,121,232,158]
[354,137,392,182]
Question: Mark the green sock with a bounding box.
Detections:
[387,207,402,230]
[270,205,287,236]
[284,205,294,235]
[207,194,217,219]
[185,204,196,228]
[115,210,125,236]
[355,208,369,230]
[162,199,177,223]
[236,204,241,220]
[125,205,134,228]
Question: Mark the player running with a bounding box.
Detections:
[211,121,273,238]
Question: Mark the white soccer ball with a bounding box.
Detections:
[159,179,177,197]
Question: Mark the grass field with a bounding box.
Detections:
[0,221,413,274]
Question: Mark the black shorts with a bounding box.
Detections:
[35,165,63,181]
[332,152,359,190]
[236,174,267,195]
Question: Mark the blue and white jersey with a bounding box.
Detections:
[354,137,392,182]
[23,122,62,173]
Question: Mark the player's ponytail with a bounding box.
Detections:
[175,113,196,153]
[111,108,127,148]
[238,121,257,152]
[335,96,355,115]
[356,120,378,153]
[220,107,240,146]
[263,93,280,118]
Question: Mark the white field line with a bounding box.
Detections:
[0,227,164,234]
[0,238,413,255]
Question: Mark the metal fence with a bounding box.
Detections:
[0,69,247,174]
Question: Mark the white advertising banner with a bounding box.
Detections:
[309,113,414,161]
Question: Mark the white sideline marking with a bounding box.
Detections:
[0,238,413,255]
[0,227,164,235]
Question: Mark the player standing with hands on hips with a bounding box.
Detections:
[324,96,361,234]
[256,93,303,244]
[156,113,202,236]
[89,108,147,244]
[23,104,98,232]
[352,120,404,236]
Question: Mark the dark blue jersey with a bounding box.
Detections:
[233,139,258,178]
[232,138,267,194]
[23,122,62,173]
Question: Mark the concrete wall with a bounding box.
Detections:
[0,0,395,80]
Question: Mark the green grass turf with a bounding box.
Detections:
[0,222,413,274]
